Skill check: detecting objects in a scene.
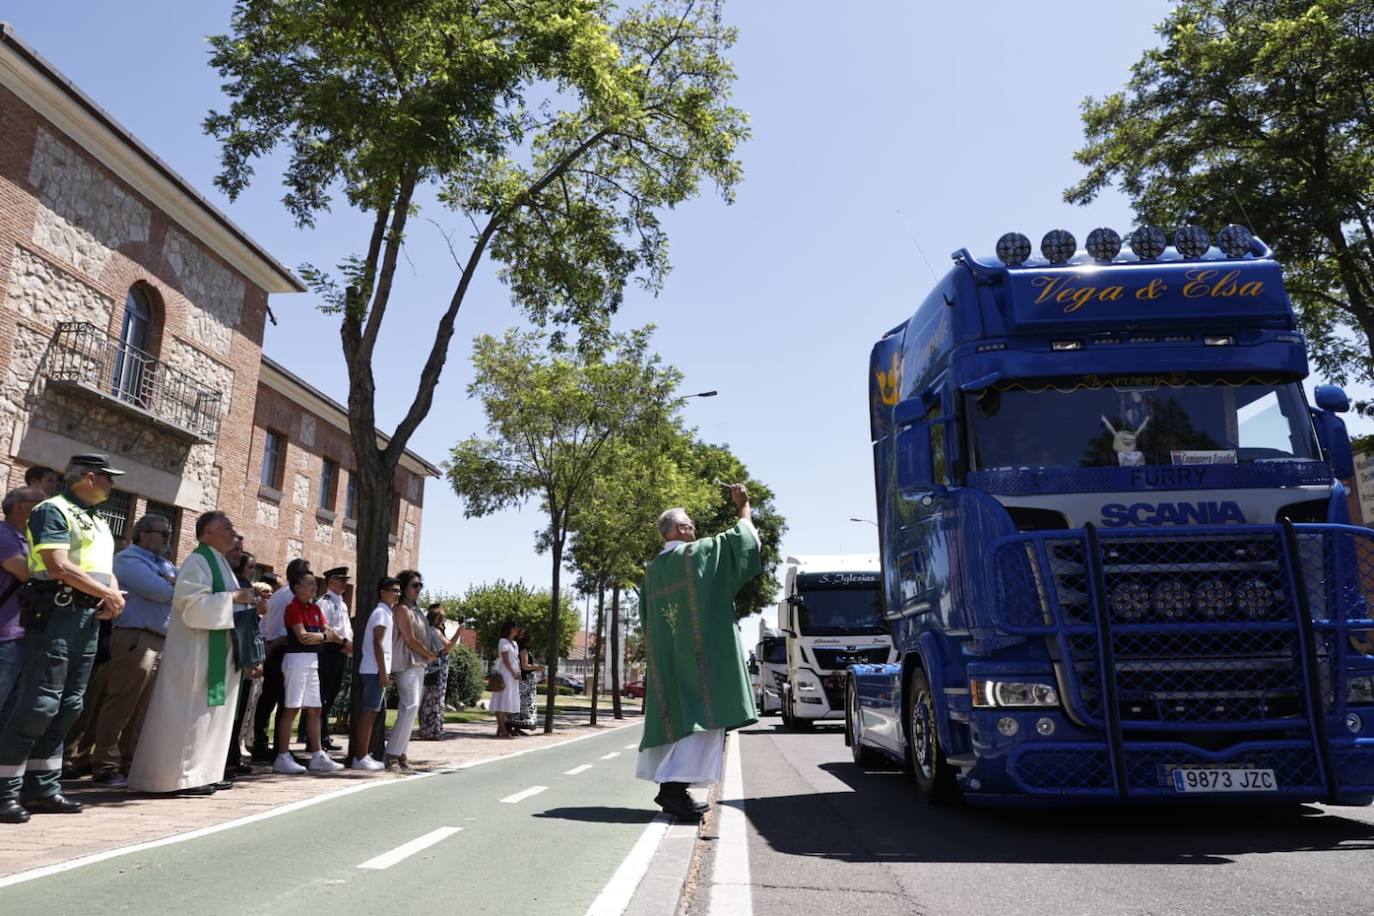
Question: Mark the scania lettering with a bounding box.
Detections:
[847,224,1374,806]
[778,555,894,727]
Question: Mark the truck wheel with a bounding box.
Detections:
[905,666,960,804]
[846,680,885,767]
[780,689,792,727]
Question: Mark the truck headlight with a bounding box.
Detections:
[971,680,1059,708]
[1348,676,1374,705]
[797,682,818,692]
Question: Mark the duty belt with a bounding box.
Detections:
[24,580,103,610]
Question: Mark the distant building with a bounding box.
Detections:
[0,24,435,584]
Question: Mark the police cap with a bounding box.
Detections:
[323,566,350,580]
[69,453,125,476]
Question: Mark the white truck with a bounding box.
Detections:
[777,555,893,728]
[751,620,787,716]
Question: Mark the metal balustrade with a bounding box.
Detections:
[43,321,223,441]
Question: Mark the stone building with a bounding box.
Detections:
[0,23,435,574]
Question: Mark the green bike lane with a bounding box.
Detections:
[1,723,653,915]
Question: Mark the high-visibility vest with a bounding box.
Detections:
[27,492,115,585]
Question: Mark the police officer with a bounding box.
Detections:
[0,455,126,823]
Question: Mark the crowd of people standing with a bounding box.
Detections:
[0,454,483,825]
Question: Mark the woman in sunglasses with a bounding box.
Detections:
[385,570,438,772]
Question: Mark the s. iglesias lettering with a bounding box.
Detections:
[1100,500,1247,528]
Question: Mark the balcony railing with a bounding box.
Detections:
[44,322,223,441]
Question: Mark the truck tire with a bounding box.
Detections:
[904,666,960,804]
[846,679,885,767]
[781,688,810,730]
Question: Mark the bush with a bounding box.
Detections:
[446,644,485,708]
[536,684,575,696]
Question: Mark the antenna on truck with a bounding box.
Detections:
[897,209,940,283]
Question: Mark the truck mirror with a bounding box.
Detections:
[1315,385,1350,413]
[1311,407,1355,480]
[896,422,934,491]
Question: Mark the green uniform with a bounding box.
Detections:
[640,520,761,752]
[0,490,114,802]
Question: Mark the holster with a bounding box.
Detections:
[18,581,101,631]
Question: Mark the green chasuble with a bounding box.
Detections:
[640,520,762,751]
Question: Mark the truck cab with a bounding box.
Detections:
[778,555,893,727]
[847,224,1374,806]
[752,621,787,716]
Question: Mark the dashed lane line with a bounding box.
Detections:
[564,764,594,776]
[624,743,638,750]
[358,827,462,870]
[499,785,549,804]
[600,752,621,760]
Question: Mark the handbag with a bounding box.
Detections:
[232,607,267,670]
[487,671,506,692]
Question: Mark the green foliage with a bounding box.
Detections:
[206,0,747,327]
[680,440,786,618]
[446,643,486,708]
[1066,0,1374,403]
[537,684,577,696]
[455,580,579,658]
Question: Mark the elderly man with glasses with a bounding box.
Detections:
[89,514,178,787]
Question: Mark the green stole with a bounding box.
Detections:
[192,543,230,708]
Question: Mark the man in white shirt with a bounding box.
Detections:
[308,567,353,751]
[252,558,310,761]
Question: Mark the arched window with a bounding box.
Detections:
[112,286,154,404]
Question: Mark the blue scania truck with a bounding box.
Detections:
[846,224,1374,805]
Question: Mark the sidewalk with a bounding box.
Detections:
[1,711,642,881]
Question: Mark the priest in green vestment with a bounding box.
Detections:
[637,483,760,821]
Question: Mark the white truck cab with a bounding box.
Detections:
[778,554,892,727]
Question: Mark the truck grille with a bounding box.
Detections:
[996,529,1314,728]
[810,646,890,670]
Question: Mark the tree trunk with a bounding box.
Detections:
[590,581,606,726]
[543,518,564,734]
[347,454,396,762]
[610,583,623,718]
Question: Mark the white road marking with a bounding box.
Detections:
[564,764,594,775]
[624,743,638,750]
[599,751,620,760]
[500,785,549,804]
[584,814,672,916]
[0,721,643,889]
[708,732,752,916]
[358,827,462,870]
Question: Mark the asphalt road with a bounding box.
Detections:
[719,718,1374,916]
[1,723,654,915]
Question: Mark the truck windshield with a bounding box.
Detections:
[966,377,1319,470]
[796,588,884,635]
[761,638,787,664]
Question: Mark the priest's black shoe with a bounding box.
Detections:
[176,784,216,796]
[24,794,82,814]
[0,800,30,823]
[654,784,702,822]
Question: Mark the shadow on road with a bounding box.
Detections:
[533,806,658,824]
[734,728,1374,866]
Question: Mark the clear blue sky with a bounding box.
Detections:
[6,2,1369,616]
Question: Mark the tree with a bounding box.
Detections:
[1065,0,1374,402]
[203,0,747,756]
[681,440,786,619]
[566,421,707,717]
[447,326,679,731]
[456,580,578,659]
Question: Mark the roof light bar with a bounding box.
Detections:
[1174,225,1211,258]
[996,232,1032,267]
[1085,227,1122,262]
[1129,225,1167,260]
[1216,224,1254,258]
[1040,229,1076,265]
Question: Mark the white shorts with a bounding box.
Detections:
[282,654,321,708]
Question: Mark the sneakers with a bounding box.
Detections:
[273,753,307,775]
[308,751,344,773]
[350,755,385,771]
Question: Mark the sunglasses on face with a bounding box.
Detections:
[383,587,401,593]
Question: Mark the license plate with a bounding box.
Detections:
[1171,767,1277,793]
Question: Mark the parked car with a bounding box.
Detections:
[623,680,645,699]
[554,675,585,694]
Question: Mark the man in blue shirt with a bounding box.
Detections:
[0,487,46,730]
[91,514,178,787]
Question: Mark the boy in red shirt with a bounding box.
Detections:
[273,571,344,774]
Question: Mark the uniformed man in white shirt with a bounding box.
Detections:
[308,567,352,750]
